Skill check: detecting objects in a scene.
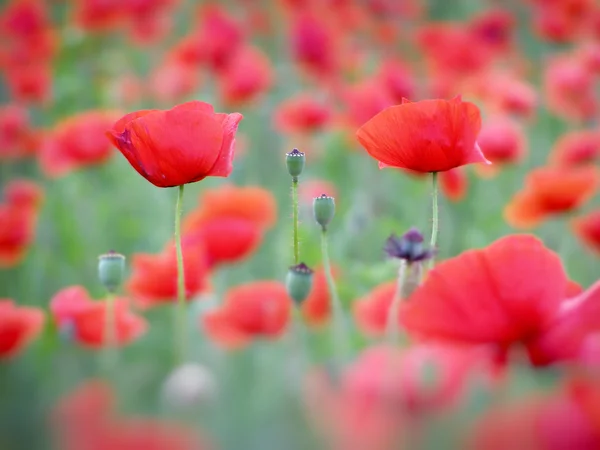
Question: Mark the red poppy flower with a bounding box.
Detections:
[475,116,527,177]
[544,55,597,122]
[468,8,515,54]
[50,286,147,348]
[342,79,395,129]
[149,58,202,104]
[217,45,273,107]
[353,281,395,338]
[127,239,209,308]
[53,380,210,450]
[504,166,599,229]
[572,209,600,254]
[376,58,416,104]
[0,299,44,358]
[274,94,331,135]
[399,234,600,366]
[549,130,599,166]
[72,0,124,31]
[468,71,538,118]
[530,0,593,43]
[356,97,490,173]
[301,266,340,327]
[0,103,35,160]
[0,179,43,267]
[182,185,276,269]
[202,281,292,348]
[3,61,52,104]
[40,110,121,178]
[440,167,468,201]
[106,101,243,188]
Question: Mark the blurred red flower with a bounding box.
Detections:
[530,0,594,43]
[0,179,43,267]
[468,8,515,54]
[106,101,243,188]
[149,56,202,104]
[217,44,273,107]
[53,380,209,450]
[375,58,416,104]
[202,281,292,348]
[40,110,121,178]
[127,239,210,308]
[0,299,44,359]
[549,130,599,166]
[274,94,331,135]
[504,166,599,229]
[475,116,527,177]
[440,167,468,202]
[468,71,538,118]
[301,266,339,327]
[182,185,276,269]
[353,281,395,338]
[342,79,395,129]
[572,209,600,254]
[0,103,36,160]
[357,97,490,173]
[399,234,600,366]
[50,286,147,348]
[544,55,597,123]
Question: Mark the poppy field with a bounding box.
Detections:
[2,0,600,449]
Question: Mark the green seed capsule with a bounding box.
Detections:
[313,194,335,230]
[286,263,314,305]
[98,251,126,293]
[286,148,305,179]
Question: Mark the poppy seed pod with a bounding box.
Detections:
[313,194,335,230]
[98,251,126,293]
[286,148,305,179]
[286,263,314,305]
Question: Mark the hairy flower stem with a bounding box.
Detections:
[320,229,349,365]
[429,172,439,271]
[101,292,116,372]
[387,260,407,344]
[292,177,299,265]
[174,184,186,364]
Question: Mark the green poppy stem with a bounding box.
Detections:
[174,184,186,364]
[292,177,300,265]
[386,260,407,344]
[429,172,439,270]
[101,292,116,372]
[320,228,348,364]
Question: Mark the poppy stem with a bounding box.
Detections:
[320,228,349,365]
[387,260,407,344]
[174,184,187,364]
[101,292,116,372]
[292,177,300,265]
[429,171,439,270]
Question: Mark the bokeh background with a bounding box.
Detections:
[1,0,599,449]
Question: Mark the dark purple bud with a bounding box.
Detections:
[384,227,435,263]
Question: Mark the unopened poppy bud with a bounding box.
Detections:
[98,251,125,293]
[313,194,335,230]
[286,148,305,179]
[384,228,435,264]
[286,263,314,305]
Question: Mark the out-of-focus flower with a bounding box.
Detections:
[127,239,209,308]
[530,0,594,43]
[182,185,277,269]
[353,281,396,338]
[301,266,338,327]
[357,97,490,173]
[3,61,52,104]
[202,281,292,349]
[469,71,538,118]
[0,103,36,160]
[504,166,599,229]
[544,55,597,123]
[106,101,243,188]
[52,380,210,450]
[149,58,202,104]
[50,286,147,348]
[40,110,121,178]
[549,130,599,166]
[274,94,331,135]
[342,79,395,130]
[572,209,600,254]
[0,299,44,359]
[440,167,468,202]
[217,44,273,107]
[376,58,416,104]
[399,234,600,366]
[468,8,515,55]
[0,179,43,268]
[475,116,527,177]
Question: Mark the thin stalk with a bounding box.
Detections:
[101,292,116,372]
[428,172,439,270]
[292,178,299,264]
[320,229,349,364]
[174,184,186,364]
[386,260,407,344]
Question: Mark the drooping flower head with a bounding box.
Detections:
[106,101,243,188]
[356,96,490,173]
